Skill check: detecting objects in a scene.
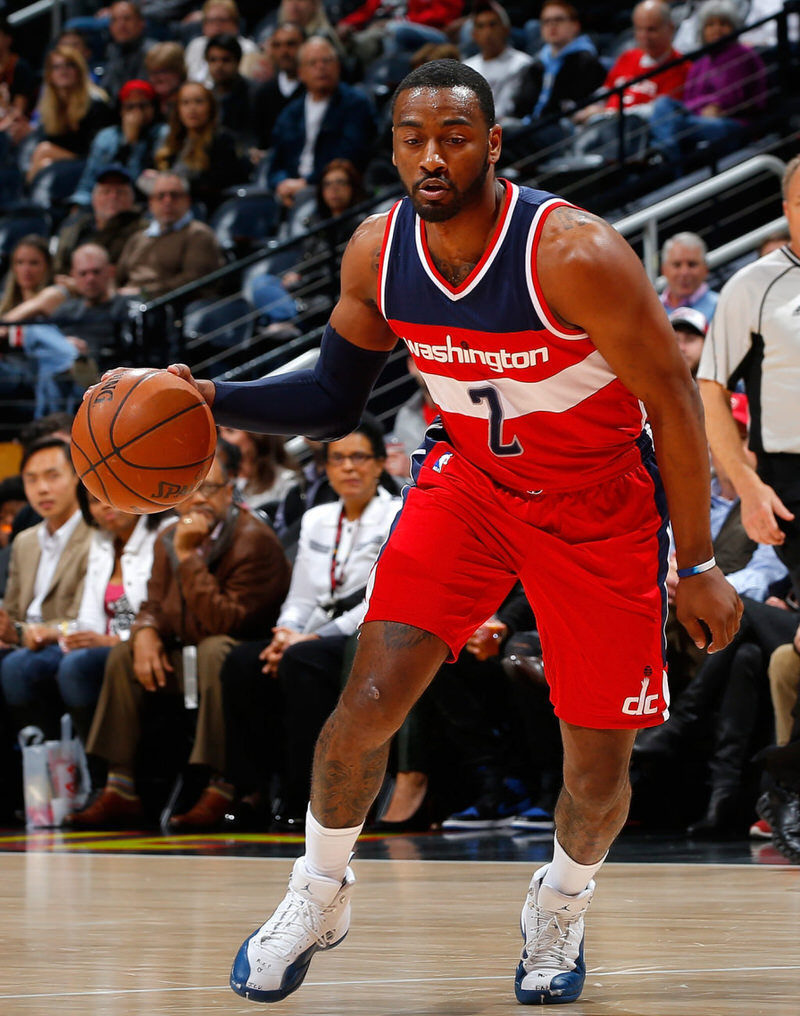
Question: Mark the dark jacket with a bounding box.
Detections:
[513,50,607,121]
[132,505,290,645]
[268,81,377,188]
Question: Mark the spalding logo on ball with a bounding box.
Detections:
[71,368,217,513]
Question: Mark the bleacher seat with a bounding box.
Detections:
[27,160,87,227]
[209,192,279,257]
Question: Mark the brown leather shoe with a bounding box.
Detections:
[66,788,144,829]
[169,785,233,830]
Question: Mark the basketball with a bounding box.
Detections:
[70,368,217,513]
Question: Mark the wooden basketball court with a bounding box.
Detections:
[1,841,798,1015]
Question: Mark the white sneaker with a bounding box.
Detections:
[515,864,593,1005]
[230,856,355,1003]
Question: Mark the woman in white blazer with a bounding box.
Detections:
[54,488,174,743]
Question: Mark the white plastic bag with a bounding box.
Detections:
[19,715,90,828]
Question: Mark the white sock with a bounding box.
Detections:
[304,805,363,883]
[544,834,607,896]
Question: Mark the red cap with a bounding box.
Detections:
[119,79,156,103]
[730,393,749,427]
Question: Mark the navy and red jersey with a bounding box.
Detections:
[377,179,646,494]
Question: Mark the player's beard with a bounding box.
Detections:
[408,151,491,223]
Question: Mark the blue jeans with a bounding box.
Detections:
[650,96,746,174]
[0,644,65,736]
[56,646,110,711]
[244,273,298,323]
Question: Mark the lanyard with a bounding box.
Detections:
[330,506,360,597]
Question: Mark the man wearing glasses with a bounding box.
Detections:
[115,171,224,299]
[68,443,291,829]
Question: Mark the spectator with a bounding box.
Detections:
[511,2,606,122]
[0,14,38,120]
[574,0,688,124]
[218,429,301,519]
[267,37,377,207]
[767,620,800,749]
[100,1,157,100]
[220,418,401,832]
[0,438,92,740]
[386,355,438,479]
[0,475,27,597]
[55,487,174,749]
[116,171,225,299]
[275,0,343,58]
[25,46,114,185]
[205,32,268,151]
[0,236,80,419]
[144,41,187,122]
[69,81,166,210]
[56,165,150,273]
[249,22,306,152]
[669,305,708,378]
[659,231,720,320]
[649,0,767,176]
[461,2,532,120]
[152,81,250,213]
[184,0,258,86]
[67,445,290,829]
[245,158,367,329]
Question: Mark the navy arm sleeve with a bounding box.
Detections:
[212,325,393,439]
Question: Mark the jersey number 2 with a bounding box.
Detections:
[469,386,523,457]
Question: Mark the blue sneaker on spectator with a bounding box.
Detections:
[442,778,533,830]
[512,806,555,832]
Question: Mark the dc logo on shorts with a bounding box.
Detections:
[621,676,660,716]
[432,452,453,473]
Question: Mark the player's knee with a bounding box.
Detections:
[564,765,630,815]
[339,676,408,742]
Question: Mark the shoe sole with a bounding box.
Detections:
[230,928,348,1003]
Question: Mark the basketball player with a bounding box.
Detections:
[169,62,742,1005]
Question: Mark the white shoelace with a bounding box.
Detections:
[522,904,583,972]
[256,887,332,958]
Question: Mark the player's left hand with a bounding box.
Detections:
[675,568,743,653]
[167,363,216,408]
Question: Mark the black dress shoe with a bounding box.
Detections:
[757,781,800,863]
[687,790,741,838]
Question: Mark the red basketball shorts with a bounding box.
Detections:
[364,440,671,730]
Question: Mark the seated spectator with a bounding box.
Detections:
[218,428,301,519]
[462,1,532,121]
[67,444,291,829]
[511,2,606,122]
[54,488,173,749]
[25,46,114,185]
[274,0,344,60]
[249,22,305,153]
[669,305,708,378]
[659,230,720,320]
[116,171,225,299]
[100,1,157,100]
[245,158,366,329]
[336,0,464,68]
[219,417,401,832]
[144,41,187,122]
[768,620,800,750]
[649,1,767,176]
[151,81,250,214]
[0,236,80,419]
[0,475,27,598]
[69,82,166,210]
[0,14,38,152]
[0,438,92,740]
[57,165,150,273]
[267,37,377,208]
[205,32,270,152]
[574,0,688,125]
[185,0,259,86]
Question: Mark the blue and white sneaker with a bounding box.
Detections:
[515,864,594,1005]
[442,778,533,830]
[230,856,355,1003]
[511,807,555,832]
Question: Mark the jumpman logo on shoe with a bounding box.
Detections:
[298,882,311,893]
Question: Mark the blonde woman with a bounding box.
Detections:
[26,46,113,184]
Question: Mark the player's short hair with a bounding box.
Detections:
[782,154,800,198]
[391,59,496,129]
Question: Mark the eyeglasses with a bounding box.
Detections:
[195,480,228,497]
[541,15,571,25]
[327,452,376,466]
[151,190,187,200]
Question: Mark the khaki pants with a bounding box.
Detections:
[768,643,800,746]
[87,635,237,775]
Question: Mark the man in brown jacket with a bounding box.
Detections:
[115,171,224,299]
[69,443,291,828]
[0,437,91,738]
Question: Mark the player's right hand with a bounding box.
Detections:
[167,363,216,408]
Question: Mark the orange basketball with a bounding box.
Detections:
[70,368,217,513]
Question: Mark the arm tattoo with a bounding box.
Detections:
[551,206,600,231]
